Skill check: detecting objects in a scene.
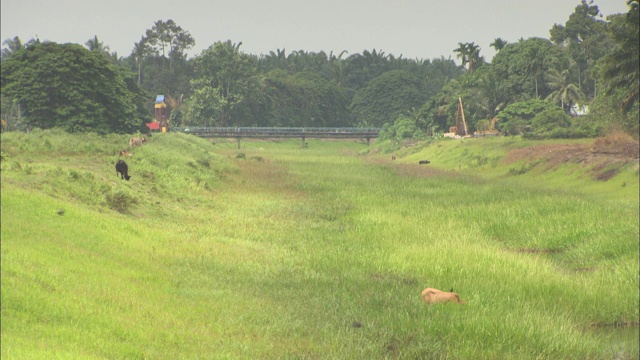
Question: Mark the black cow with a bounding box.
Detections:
[115,160,131,180]
[419,160,431,165]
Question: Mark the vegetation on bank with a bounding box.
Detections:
[2,1,639,137]
[1,130,638,359]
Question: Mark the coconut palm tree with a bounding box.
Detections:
[473,69,512,120]
[131,36,154,86]
[1,36,24,60]
[545,68,585,112]
[454,42,482,74]
[85,35,109,54]
[490,38,508,52]
[525,47,545,99]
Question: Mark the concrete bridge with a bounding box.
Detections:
[174,127,381,148]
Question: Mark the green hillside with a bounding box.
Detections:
[2,130,638,359]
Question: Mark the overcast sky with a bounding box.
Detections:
[1,0,630,63]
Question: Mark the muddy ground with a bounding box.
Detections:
[503,135,639,180]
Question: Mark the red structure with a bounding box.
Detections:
[149,95,168,132]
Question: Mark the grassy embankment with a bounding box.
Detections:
[1,130,638,359]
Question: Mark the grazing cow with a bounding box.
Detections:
[115,160,131,180]
[129,137,147,147]
[421,288,466,305]
[419,160,431,165]
[119,150,132,157]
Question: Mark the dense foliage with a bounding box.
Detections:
[1,1,638,137]
[1,43,149,134]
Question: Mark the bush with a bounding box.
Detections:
[592,131,640,158]
[105,186,137,213]
[496,99,559,136]
[379,116,425,141]
[524,108,573,139]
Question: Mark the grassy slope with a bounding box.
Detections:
[1,131,638,359]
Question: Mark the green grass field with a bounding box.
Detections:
[1,130,638,359]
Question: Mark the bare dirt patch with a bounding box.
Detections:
[367,156,463,180]
[502,134,639,180]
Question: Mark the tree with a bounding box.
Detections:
[350,70,428,127]
[600,0,639,113]
[491,37,569,101]
[490,38,508,52]
[85,35,109,54]
[420,78,465,133]
[292,71,352,127]
[495,99,560,135]
[144,19,195,71]
[344,49,391,89]
[471,67,513,120]
[545,66,585,112]
[131,36,154,86]
[1,36,24,60]
[185,41,256,126]
[528,107,572,138]
[525,45,545,99]
[550,0,612,99]
[1,42,148,133]
[454,42,483,74]
[85,35,119,64]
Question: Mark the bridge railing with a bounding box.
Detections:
[173,127,381,137]
[173,126,380,135]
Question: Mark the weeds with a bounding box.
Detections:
[104,186,136,213]
[1,132,637,359]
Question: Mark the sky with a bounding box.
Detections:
[1,0,631,63]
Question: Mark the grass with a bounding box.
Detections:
[1,131,638,359]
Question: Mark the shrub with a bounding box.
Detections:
[524,108,572,139]
[104,186,137,213]
[496,99,559,136]
[379,116,425,141]
[592,131,640,158]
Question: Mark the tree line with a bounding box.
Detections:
[1,0,638,138]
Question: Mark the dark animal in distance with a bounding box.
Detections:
[129,137,147,147]
[419,160,430,165]
[115,160,131,180]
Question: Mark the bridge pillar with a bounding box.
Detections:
[366,136,371,146]
[237,137,241,149]
[302,136,305,147]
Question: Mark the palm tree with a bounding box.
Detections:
[85,35,109,54]
[526,48,544,99]
[1,36,24,60]
[453,42,470,69]
[545,68,585,112]
[601,0,639,112]
[131,36,153,86]
[473,69,512,120]
[454,42,482,74]
[327,50,349,87]
[490,38,508,52]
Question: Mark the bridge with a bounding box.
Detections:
[174,127,381,148]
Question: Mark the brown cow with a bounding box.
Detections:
[129,137,147,147]
[421,288,466,305]
[119,150,132,157]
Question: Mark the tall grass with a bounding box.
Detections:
[2,132,638,359]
